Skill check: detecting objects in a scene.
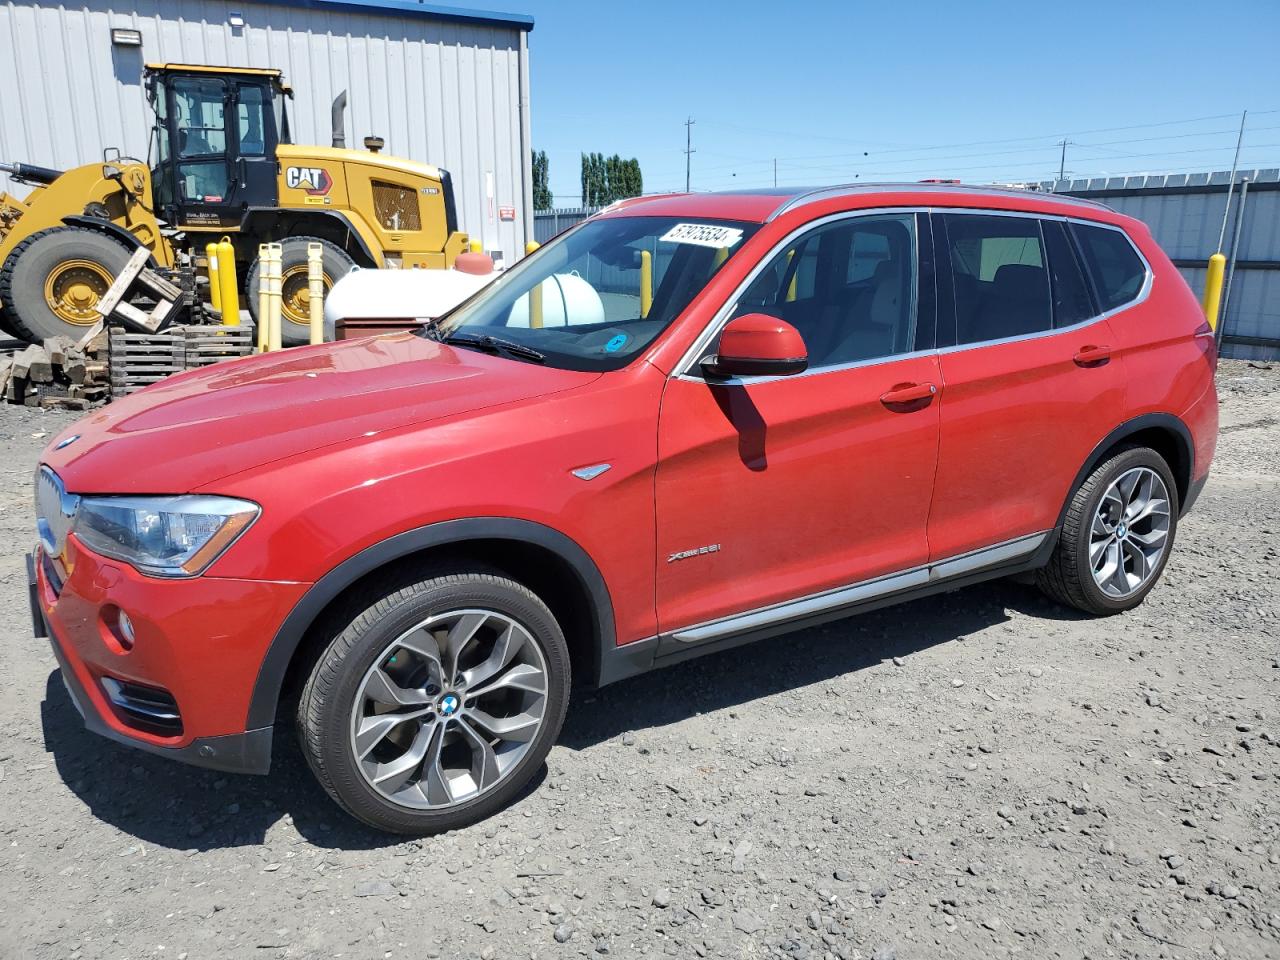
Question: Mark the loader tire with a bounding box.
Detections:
[0,226,134,343]
[246,236,354,347]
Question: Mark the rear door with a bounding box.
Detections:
[654,212,942,635]
[928,211,1126,560]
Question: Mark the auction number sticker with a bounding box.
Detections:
[659,223,744,249]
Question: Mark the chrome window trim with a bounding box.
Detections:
[674,206,932,381]
[668,531,1049,645]
[673,206,1152,385]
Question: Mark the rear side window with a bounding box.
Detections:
[1072,223,1147,311]
[943,214,1052,345]
[1042,220,1095,328]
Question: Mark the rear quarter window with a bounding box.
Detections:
[1072,223,1147,312]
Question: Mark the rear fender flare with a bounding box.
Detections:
[1057,412,1194,527]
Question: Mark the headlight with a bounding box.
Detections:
[72,495,260,578]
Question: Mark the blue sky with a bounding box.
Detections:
[500,0,1280,206]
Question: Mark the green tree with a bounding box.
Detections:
[532,150,552,210]
[580,152,643,206]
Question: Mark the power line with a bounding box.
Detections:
[641,108,1280,182]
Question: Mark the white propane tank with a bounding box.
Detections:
[506,273,605,327]
[322,266,496,340]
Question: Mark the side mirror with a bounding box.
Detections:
[702,313,808,379]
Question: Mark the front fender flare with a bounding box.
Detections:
[60,215,158,265]
[244,517,617,731]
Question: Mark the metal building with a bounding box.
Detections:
[1044,169,1280,361]
[0,0,534,261]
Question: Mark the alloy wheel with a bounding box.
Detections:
[1089,466,1171,599]
[349,609,549,810]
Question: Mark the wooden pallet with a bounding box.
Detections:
[96,246,186,333]
[108,329,185,397]
[181,324,255,368]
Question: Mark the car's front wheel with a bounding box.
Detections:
[297,568,570,834]
[1037,445,1179,615]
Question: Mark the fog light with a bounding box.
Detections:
[117,610,136,646]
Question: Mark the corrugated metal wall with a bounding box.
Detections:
[533,206,597,243]
[1043,169,1280,361]
[0,0,532,260]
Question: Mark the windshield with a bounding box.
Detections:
[436,216,760,371]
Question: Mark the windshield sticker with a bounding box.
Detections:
[659,223,744,249]
[604,333,628,353]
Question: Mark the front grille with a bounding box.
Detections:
[101,677,183,736]
[371,179,422,231]
[35,466,79,559]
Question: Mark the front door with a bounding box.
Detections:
[655,212,941,636]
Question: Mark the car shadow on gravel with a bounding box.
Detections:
[559,578,1087,749]
[37,672,546,851]
[37,579,1077,849]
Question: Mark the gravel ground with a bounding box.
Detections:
[1,359,1277,960]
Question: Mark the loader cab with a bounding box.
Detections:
[146,64,290,229]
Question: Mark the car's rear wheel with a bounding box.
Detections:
[297,568,570,834]
[1037,446,1179,615]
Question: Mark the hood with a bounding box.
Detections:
[43,333,599,494]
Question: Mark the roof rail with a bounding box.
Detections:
[767,182,1112,221]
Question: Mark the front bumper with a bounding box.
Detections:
[30,541,309,775]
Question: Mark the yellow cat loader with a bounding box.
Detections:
[0,64,469,344]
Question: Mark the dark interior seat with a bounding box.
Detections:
[963,263,1049,342]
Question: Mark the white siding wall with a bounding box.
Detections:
[0,0,531,259]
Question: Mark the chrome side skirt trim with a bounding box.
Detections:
[669,531,1048,645]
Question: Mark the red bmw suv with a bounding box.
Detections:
[31,184,1218,834]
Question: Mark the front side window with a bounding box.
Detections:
[1072,222,1147,311]
[437,216,759,371]
[173,78,227,157]
[236,84,268,157]
[944,214,1052,344]
[731,213,919,368]
[171,78,229,203]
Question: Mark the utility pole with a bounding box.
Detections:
[1057,139,1072,182]
[1217,110,1248,253]
[684,117,695,193]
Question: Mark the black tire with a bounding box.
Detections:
[1037,445,1180,615]
[0,226,134,343]
[296,567,571,835]
[245,235,354,346]
[0,307,21,341]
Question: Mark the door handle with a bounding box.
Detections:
[879,381,938,407]
[1073,344,1111,367]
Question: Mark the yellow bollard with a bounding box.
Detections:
[256,244,271,352]
[307,242,324,345]
[206,242,222,314]
[712,246,728,269]
[524,240,543,328]
[266,243,283,352]
[469,239,483,254]
[640,250,652,318]
[216,237,239,326]
[785,249,798,302]
[1202,252,1226,330]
